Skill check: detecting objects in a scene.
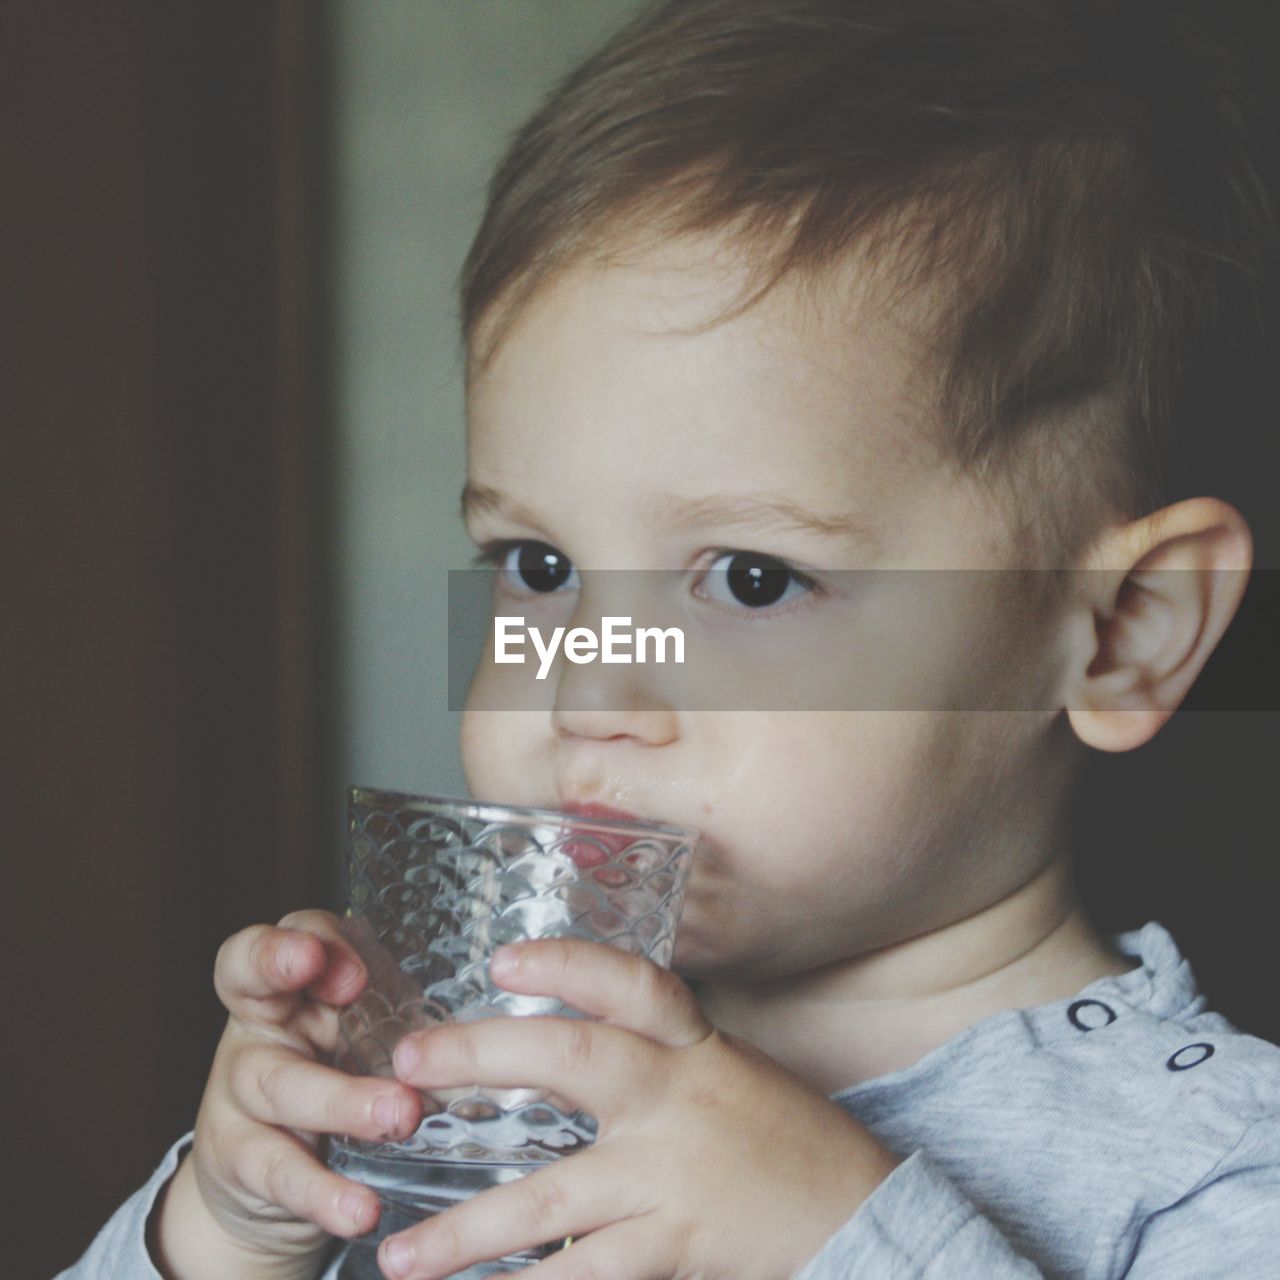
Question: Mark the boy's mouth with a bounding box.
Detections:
[558,799,679,868]
[560,800,645,825]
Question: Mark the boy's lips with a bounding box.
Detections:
[560,800,645,824]
[557,800,675,868]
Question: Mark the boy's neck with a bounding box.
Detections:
[694,857,1137,1096]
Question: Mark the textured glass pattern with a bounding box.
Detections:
[331,789,696,1164]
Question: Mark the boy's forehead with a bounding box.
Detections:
[462,237,1034,569]
[467,234,938,462]
[476,226,918,350]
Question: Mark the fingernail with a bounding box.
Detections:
[380,1235,414,1278]
[278,937,302,980]
[340,958,368,991]
[491,944,521,976]
[373,1093,403,1136]
[393,1038,420,1077]
[340,1188,372,1233]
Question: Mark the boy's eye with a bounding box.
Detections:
[698,550,815,611]
[476,539,579,594]
[471,540,816,612]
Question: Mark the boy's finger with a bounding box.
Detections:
[276,909,371,1004]
[297,935,372,1009]
[489,938,711,1047]
[214,920,366,1012]
[229,1044,424,1142]
[500,1214,662,1280]
[377,1151,625,1280]
[230,1127,381,1240]
[214,925,317,1007]
[393,1015,661,1121]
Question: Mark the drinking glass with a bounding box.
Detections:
[327,787,698,1276]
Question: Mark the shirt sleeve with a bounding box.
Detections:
[1124,1111,1280,1280]
[55,1134,191,1280]
[794,1149,1045,1279]
[55,1133,353,1280]
[798,1113,1280,1279]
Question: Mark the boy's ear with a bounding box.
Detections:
[1063,497,1252,753]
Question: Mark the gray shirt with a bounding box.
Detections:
[61,922,1280,1279]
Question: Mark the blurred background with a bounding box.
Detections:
[2,2,1276,1273]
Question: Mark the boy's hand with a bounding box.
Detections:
[153,911,424,1280]
[377,940,901,1280]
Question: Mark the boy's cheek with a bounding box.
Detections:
[458,709,504,795]
[458,705,541,801]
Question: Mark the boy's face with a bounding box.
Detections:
[460,240,1076,983]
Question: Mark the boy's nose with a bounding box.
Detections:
[552,702,679,746]
[548,572,682,745]
[551,648,680,745]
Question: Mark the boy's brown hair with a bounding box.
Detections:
[461,0,1274,550]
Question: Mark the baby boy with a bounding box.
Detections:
[67,2,1280,1278]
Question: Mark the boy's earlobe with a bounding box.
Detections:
[1064,498,1252,753]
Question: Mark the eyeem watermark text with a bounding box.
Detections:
[494,615,685,680]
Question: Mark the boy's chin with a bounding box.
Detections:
[671,929,729,982]
[671,931,793,985]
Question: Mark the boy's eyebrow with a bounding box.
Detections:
[460,482,878,549]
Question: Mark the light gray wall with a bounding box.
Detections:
[327,2,646,805]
